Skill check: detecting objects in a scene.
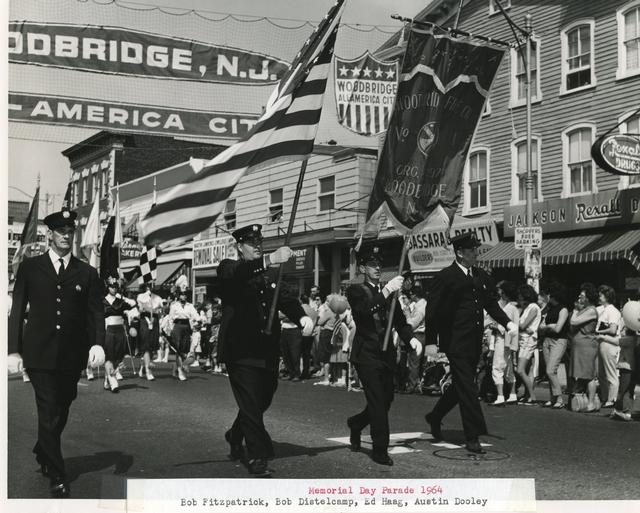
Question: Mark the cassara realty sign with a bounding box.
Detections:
[591,133,640,176]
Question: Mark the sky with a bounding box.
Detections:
[6,0,433,210]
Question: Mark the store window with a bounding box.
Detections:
[562,124,596,197]
[318,176,335,212]
[224,199,236,230]
[617,1,640,79]
[512,137,541,204]
[510,37,541,107]
[268,188,284,223]
[561,20,596,93]
[464,149,490,214]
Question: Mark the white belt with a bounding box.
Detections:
[105,316,125,326]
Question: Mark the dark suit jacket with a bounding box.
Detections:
[217,257,305,365]
[8,253,105,372]
[346,282,414,367]
[424,262,510,357]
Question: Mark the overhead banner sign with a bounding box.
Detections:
[9,92,259,139]
[408,218,499,272]
[8,21,290,85]
[364,28,506,234]
[334,52,398,136]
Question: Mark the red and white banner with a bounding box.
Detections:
[8,21,290,85]
[334,51,397,136]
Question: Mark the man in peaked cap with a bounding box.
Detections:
[423,231,517,454]
[217,224,313,477]
[345,243,422,466]
[8,208,105,498]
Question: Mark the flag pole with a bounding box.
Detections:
[381,233,410,352]
[264,157,309,336]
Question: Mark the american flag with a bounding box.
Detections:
[141,0,345,249]
[137,245,157,284]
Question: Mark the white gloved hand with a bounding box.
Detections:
[409,338,423,357]
[300,316,314,337]
[506,321,518,336]
[8,353,23,375]
[342,337,350,353]
[268,246,293,265]
[424,344,439,360]
[88,345,106,368]
[382,276,404,297]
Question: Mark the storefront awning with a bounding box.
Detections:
[155,261,186,286]
[478,230,640,271]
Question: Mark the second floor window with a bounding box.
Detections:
[269,188,283,223]
[224,199,236,230]
[566,127,594,195]
[512,38,540,105]
[562,22,595,92]
[318,176,335,212]
[489,0,511,15]
[467,151,488,210]
[618,4,640,77]
[515,139,540,202]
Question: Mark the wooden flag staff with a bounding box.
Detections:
[264,158,309,336]
[381,233,411,352]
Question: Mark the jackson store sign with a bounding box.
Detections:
[503,188,640,237]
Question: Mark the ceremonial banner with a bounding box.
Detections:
[9,22,289,85]
[364,28,506,234]
[11,186,46,275]
[334,52,398,136]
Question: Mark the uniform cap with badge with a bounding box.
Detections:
[44,209,77,230]
[356,244,383,267]
[450,232,481,251]
[232,224,263,245]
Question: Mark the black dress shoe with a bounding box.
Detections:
[248,458,272,477]
[464,439,486,454]
[224,430,244,461]
[50,477,70,498]
[346,418,361,452]
[371,451,394,466]
[425,412,443,441]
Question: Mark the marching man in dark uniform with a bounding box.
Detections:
[217,224,313,477]
[8,209,105,498]
[424,232,517,454]
[345,244,422,466]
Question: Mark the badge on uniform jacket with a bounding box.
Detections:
[75,284,82,292]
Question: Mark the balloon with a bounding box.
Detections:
[129,327,138,338]
[622,301,640,332]
[327,294,349,315]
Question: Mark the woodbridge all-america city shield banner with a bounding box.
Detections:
[334,51,398,136]
[365,28,505,233]
[9,21,290,85]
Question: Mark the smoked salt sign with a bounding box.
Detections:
[8,22,289,85]
[504,188,640,236]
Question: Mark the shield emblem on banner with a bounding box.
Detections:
[334,52,398,136]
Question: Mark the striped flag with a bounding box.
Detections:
[141,0,345,249]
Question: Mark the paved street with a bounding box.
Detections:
[7,361,640,501]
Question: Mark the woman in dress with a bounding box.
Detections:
[136,284,164,381]
[569,282,600,411]
[595,285,622,408]
[515,284,542,404]
[168,289,199,381]
[103,277,136,393]
[538,282,570,409]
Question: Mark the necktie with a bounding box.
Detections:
[58,258,65,278]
